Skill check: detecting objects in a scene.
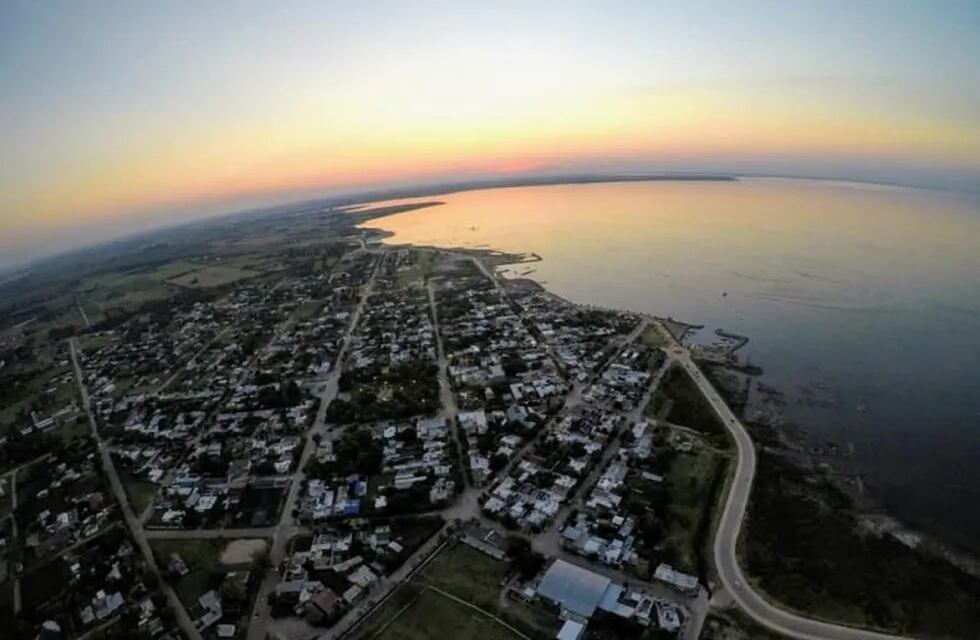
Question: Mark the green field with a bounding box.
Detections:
[53,416,90,443]
[294,299,326,321]
[639,325,667,349]
[150,538,258,607]
[0,363,75,431]
[646,365,728,447]
[702,608,790,640]
[0,471,13,518]
[354,543,560,640]
[373,588,525,640]
[122,472,158,515]
[74,270,180,322]
[77,332,117,352]
[166,264,258,288]
[660,447,729,574]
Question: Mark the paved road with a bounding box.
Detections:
[657,327,912,640]
[144,526,281,540]
[69,338,204,640]
[9,467,21,615]
[426,279,467,487]
[247,257,379,640]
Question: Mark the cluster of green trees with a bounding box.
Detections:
[328,362,438,423]
[308,428,383,478]
[506,535,545,581]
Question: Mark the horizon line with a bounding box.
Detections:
[5,169,979,276]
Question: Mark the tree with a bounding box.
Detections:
[221,577,247,603]
[489,453,508,472]
[506,536,545,581]
[143,570,160,589]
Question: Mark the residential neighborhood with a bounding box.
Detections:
[1,234,734,640]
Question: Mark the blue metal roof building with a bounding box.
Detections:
[536,559,621,620]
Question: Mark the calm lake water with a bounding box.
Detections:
[360,178,980,553]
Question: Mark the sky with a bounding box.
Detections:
[1,0,979,268]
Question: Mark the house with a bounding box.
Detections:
[556,619,586,640]
[656,601,682,632]
[460,525,508,560]
[197,590,223,630]
[653,563,698,594]
[305,587,339,622]
[216,624,237,638]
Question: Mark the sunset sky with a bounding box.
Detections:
[1,1,979,267]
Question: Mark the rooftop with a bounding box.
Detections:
[536,559,615,619]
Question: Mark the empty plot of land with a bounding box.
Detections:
[167,264,258,288]
[648,365,728,445]
[373,588,526,640]
[75,271,179,320]
[151,537,262,607]
[661,446,729,574]
[221,538,267,564]
[354,543,560,640]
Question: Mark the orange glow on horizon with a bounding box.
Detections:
[7,86,980,230]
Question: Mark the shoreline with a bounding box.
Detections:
[356,228,980,624]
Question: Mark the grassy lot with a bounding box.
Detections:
[639,325,667,349]
[145,261,201,281]
[353,581,425,640]
[0,471,13,518]
[150,538,257,607]
[702,608,789,640]
[393,516,445,557]
[0,365,73,430]
[77,332,117,352]
[433,257,481,279]
[374,588,526,640]
[394,251,437,288]
[75,270,178,318]
[744,451,980,639]
[354,543,560,640]
[54,416,90,443]
[647,365,728,447]
[660,447,729,575]
[410,543,559,638]
[0,581,12,625]
[294,299,325,321]
[414,543,505,607]
[121,472,158,514]
[167,264,258,288]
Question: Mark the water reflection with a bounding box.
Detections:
[362,178,980,552]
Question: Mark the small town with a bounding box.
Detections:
[0,221,766,640]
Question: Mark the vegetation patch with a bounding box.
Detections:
[151,537,266,609]
[660,446,728,577]
[371,588,525,640]
[166,264,259,288]
[702,608,790,640]
[121,472,158,515]
[353,542,560,640]
[647,366,728,447]
[744,451,980,639]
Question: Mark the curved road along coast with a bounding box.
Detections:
[661,336,913,640]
